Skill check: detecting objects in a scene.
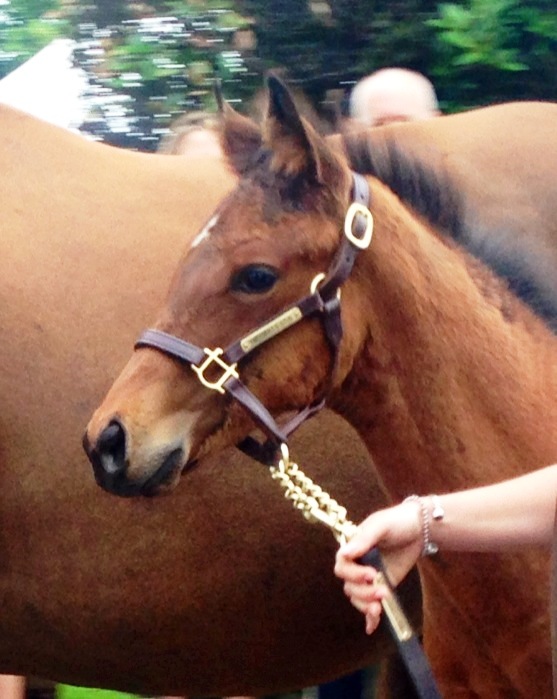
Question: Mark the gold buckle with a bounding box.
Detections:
[191,348,239,394]
[344,202,374,249]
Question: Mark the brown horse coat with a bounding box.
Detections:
[3,96,557,697]
[84,86,557,698]
[0,104,417,696]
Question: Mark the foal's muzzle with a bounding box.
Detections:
[83,420,184,497]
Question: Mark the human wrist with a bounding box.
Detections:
[404,494,445,556]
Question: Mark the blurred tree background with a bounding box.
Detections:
[1,0,556,149]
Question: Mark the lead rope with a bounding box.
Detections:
[272,444,443,699]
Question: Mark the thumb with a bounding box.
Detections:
[339,517,386,559]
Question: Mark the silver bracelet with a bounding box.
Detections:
[430,494,445,522]
[404,494,444,556]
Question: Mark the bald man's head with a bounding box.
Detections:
[350,68,440,127]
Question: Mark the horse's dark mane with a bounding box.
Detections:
[342,131,557,333]
[343,132,465,240]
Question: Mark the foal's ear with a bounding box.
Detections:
[265,74,317,177]
[264,74,337,184]
[219,99,262,176]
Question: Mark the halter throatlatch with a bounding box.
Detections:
[134,172,442,699]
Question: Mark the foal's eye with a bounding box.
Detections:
[230,264,279,294]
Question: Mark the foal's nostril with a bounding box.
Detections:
[96,420,127,475]
[84,419,143,497]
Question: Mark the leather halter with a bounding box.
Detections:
[135,172,442,699]
[136,172,373,459]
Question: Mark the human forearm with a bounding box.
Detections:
[428,464,557,552]
[335,463,557,635]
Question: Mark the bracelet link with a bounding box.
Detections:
[404,494,443,557]
[431,494,445,521]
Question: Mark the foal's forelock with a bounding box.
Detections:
[244,166,351,233]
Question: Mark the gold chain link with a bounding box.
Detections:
[270,443,358,545]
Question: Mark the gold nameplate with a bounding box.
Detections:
[240,307,303,353]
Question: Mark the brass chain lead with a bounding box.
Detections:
[270,443,358,545]
[270,443,415,643]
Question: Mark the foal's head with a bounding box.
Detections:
[84,77,370,496]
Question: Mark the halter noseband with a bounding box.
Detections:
[135,172,373,460]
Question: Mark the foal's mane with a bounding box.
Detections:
[343,132,464,240]
[342,131,557,333]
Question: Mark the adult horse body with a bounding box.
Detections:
[85,80,557,698]
[0,104,414,696]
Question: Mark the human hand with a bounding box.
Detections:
[334,500,423,634]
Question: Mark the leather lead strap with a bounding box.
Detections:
[361,549,442,699]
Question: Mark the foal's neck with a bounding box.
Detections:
[330,179,557,499]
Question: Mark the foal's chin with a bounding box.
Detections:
[139,450,190,497]
[139,402,297,497]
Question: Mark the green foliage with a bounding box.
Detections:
[431,0,527,70]
[69,0,132,26]
[429,0,557,107]
[65,2,261,148]
[56,686,139,699]
[0,0,69,78]
[234,0,557,114]
[98,5,252,104]
[5,0,58,18]
[234,0,440,93]
[3,0,557,147]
